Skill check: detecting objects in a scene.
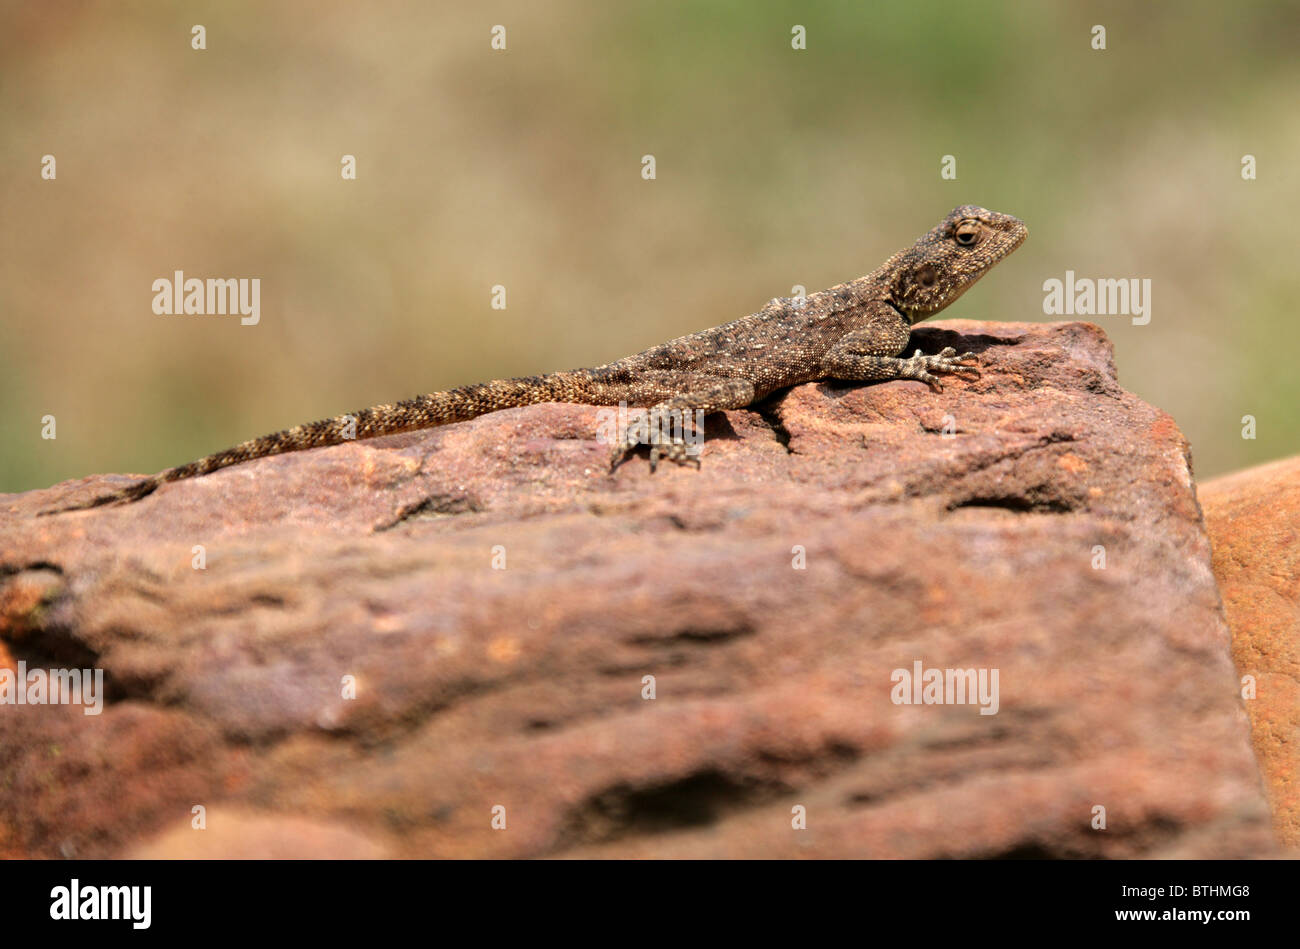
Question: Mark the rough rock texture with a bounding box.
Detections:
[1200,455,1300,849]
[0,320,1277,858]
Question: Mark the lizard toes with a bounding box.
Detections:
[608,435,640,473]
[654,438,700,470]
[948,354,981,377]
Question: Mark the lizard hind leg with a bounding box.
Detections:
[608,376,755,473]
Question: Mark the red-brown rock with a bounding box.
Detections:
[0,321,1276,857]
[1200,455,1300,849]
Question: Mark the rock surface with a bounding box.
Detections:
[0,320,1277,858]
[1200,455,1300,849]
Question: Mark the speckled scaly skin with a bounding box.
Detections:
[45,206,1026,512]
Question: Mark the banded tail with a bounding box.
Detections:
[41,371,592,514]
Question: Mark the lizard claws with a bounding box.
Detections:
[649,440,701,472]
[903,346,979,391]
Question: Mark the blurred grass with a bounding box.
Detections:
[2,0,1297,492]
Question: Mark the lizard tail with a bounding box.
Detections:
[39,371,591,514]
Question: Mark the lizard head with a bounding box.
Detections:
[890,206,1027,323]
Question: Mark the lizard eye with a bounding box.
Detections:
[954,220,980,247]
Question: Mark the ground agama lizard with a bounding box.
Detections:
[46,205,1026,512]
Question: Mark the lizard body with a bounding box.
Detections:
[46,205,1026,512]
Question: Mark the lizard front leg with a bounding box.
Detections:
[822,322,977,392]
[609,375,755,472]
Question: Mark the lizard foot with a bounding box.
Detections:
[608,409,702,473]
[647,435,701,473]
[900,347,978,391]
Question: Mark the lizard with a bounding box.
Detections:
[42,205,1026,514]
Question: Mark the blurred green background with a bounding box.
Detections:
[2,0,1297,493]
